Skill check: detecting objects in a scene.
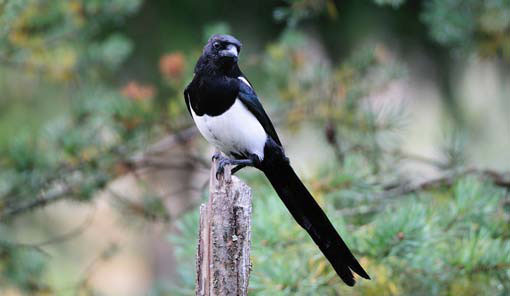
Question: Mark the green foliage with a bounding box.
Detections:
[0,2,165,292]
[0,237,47,293]
[422,0,510,58]
[275,0,510,59]
[1,0,509,294]
[273,0,332,28]
[373,0,406,8]
[172,169,509,295]
[89,34,134,70]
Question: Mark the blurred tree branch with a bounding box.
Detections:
[0,184,74,221]
[2,209,96,253]
[0,127,201,221]
[376,168,510,200]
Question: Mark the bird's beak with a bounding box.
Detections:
[220,44,238,59]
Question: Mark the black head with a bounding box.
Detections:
[199,34,242,73]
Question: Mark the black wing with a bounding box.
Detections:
[237,80,282,146]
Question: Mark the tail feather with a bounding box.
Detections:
[262,162,370,286]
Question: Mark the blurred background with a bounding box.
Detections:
[1,0,509,295]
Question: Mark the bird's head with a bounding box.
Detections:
[201,34,242,71]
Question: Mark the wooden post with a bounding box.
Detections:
[195,157,252,296]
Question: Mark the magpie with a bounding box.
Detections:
[184,34,370,286]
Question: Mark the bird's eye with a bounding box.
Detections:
[213,42,221,49]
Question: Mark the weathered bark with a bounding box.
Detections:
[195,157,252,296]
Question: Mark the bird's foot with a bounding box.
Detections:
[212,151,222,161]
[216,156,232,180]
[214,156,259,180]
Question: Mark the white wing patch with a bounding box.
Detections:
[191,98,267,160]
[238,76,252,88]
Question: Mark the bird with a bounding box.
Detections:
[184,34,370,286]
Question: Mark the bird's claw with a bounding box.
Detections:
[215,168,223,180]
[215,157,231,180]
[212,151,222,161]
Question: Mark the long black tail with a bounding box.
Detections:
[262,162,370,286]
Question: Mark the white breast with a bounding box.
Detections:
[191,99,267,160]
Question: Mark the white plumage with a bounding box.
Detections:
[238,76,251,87]
[191,98,267,160]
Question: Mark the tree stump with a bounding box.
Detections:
[195,157,252,296]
